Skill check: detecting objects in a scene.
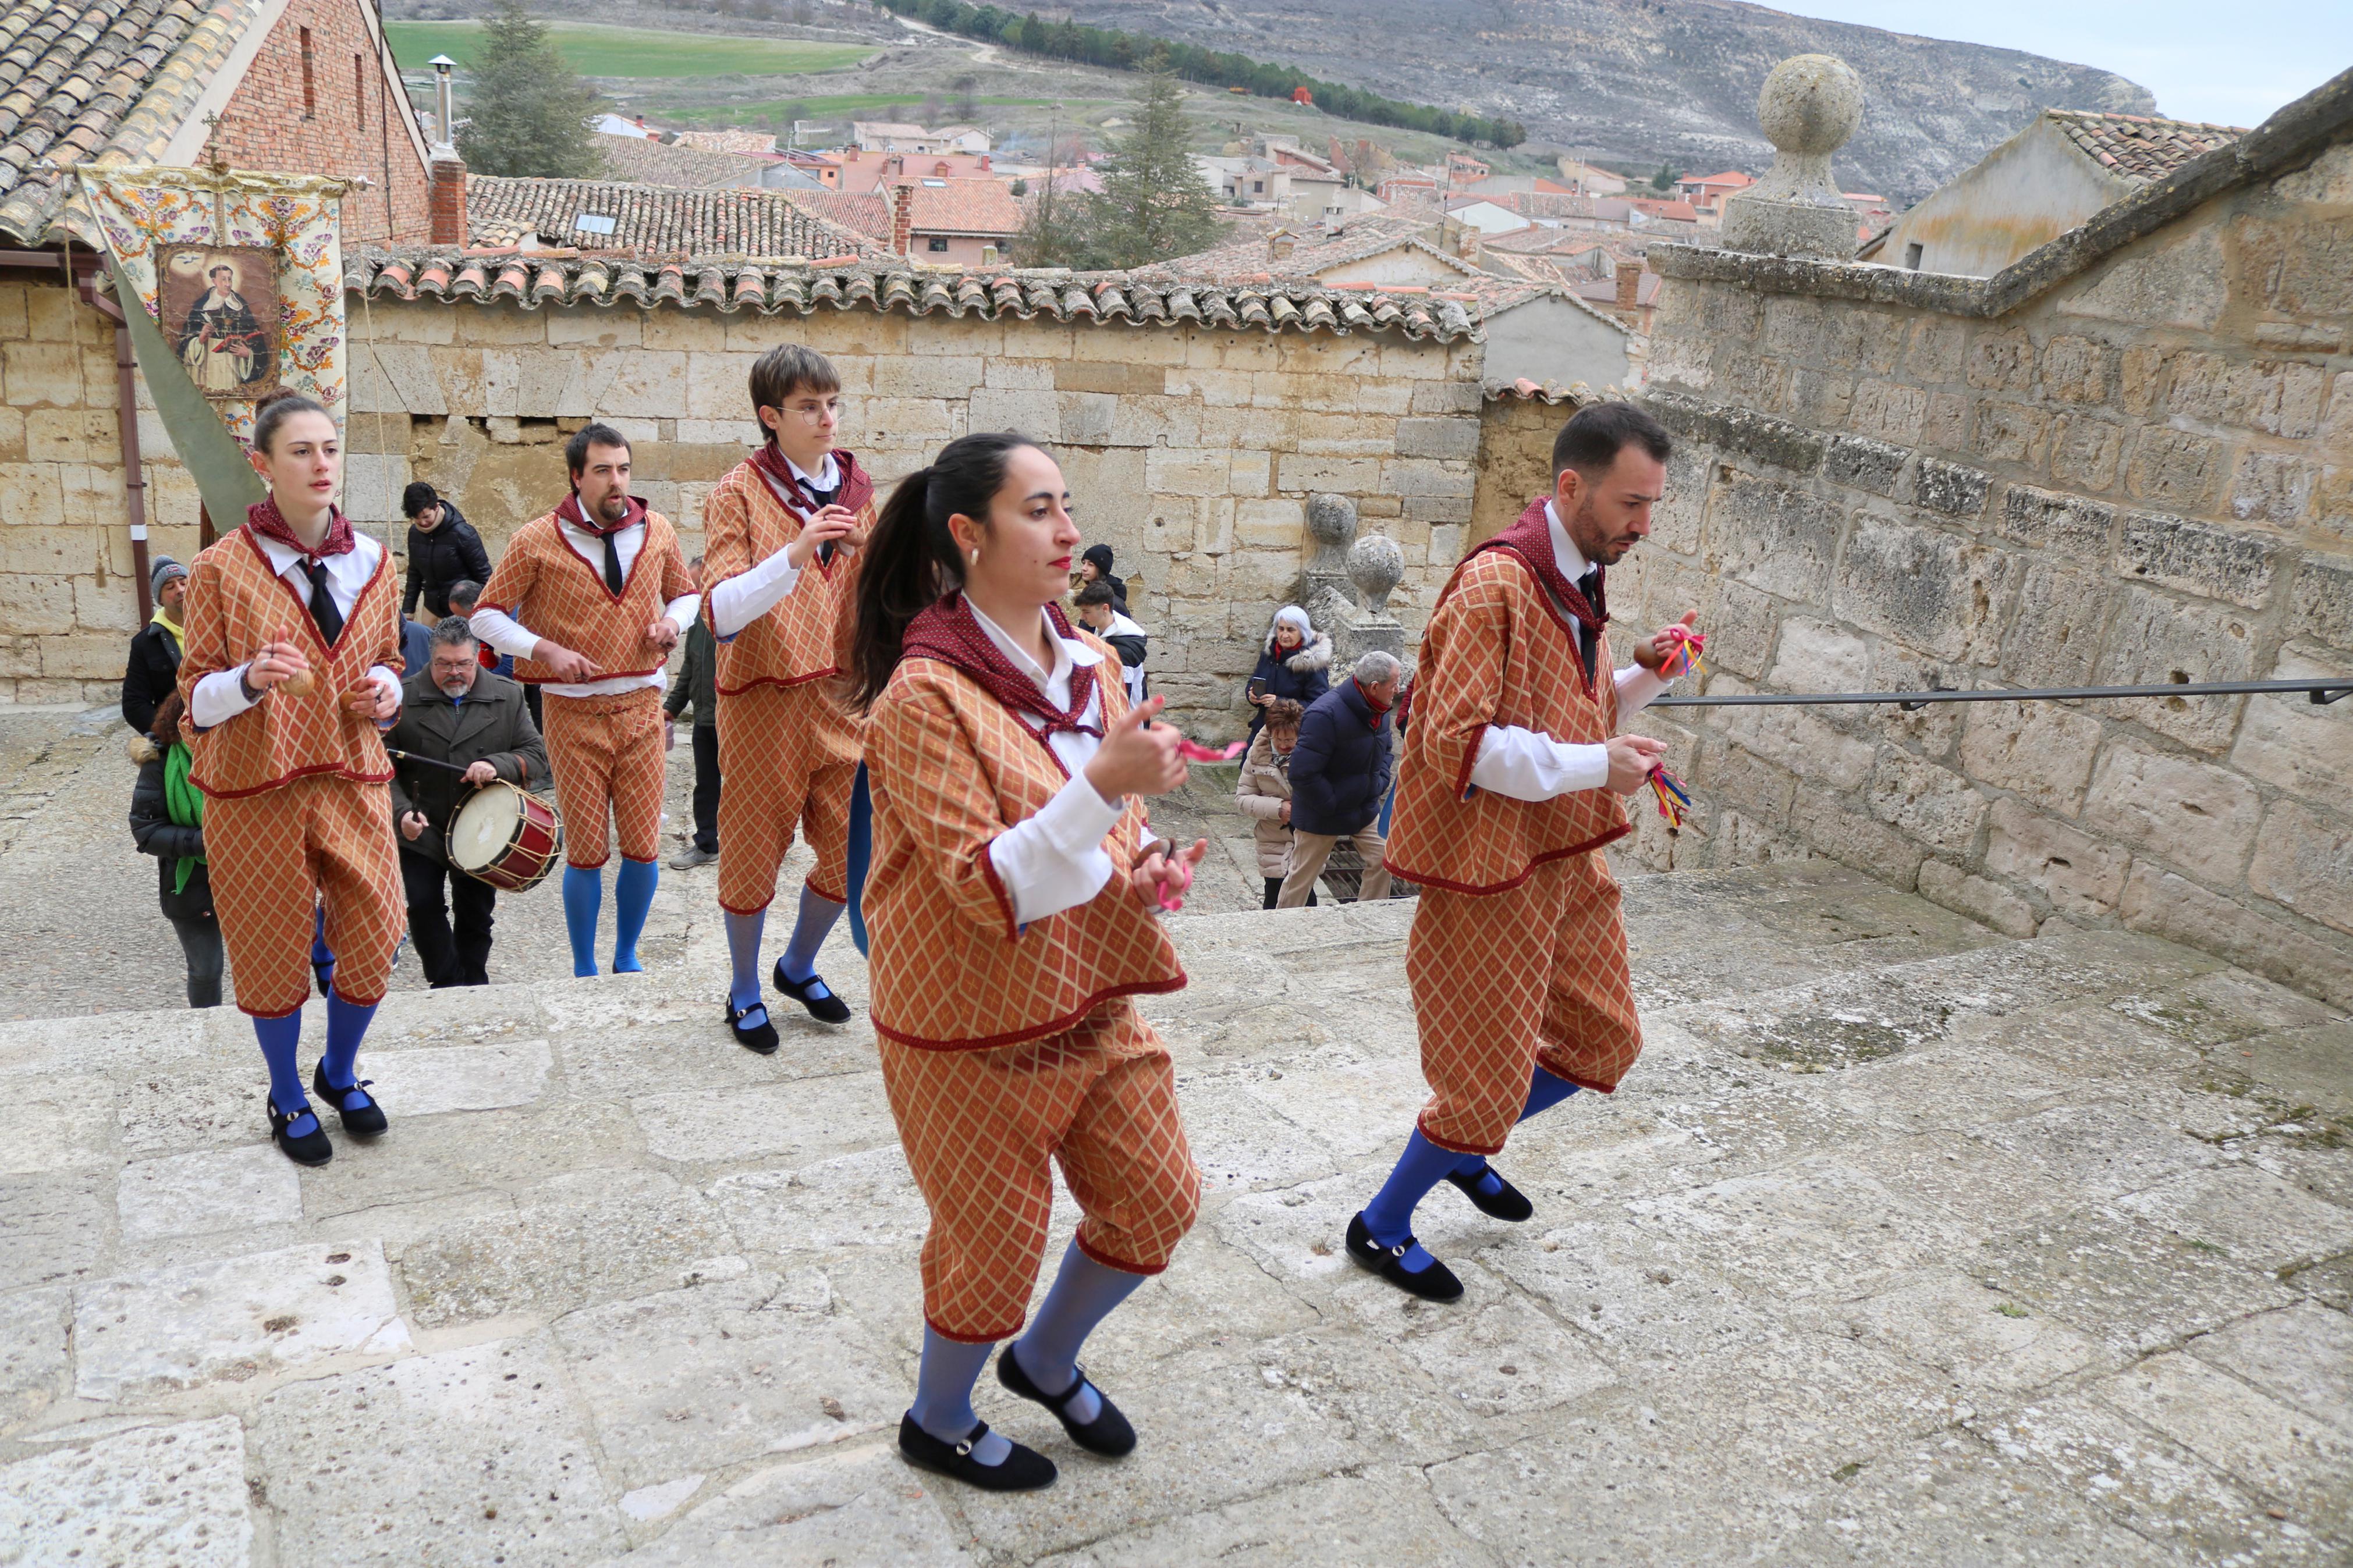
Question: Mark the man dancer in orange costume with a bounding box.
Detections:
[1351,403,1699,1300]
[470,424,699,976]
[699,346,872,1050]
[179,390,406,1166]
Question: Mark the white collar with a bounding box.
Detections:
[253,529,379,577]
[1542,499,1595,582]
[967,599,1101,695]
[785,449,838,490]
[555,511,643,539]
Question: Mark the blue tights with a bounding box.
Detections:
[562,866,602,977]
[1362,1064,1580,1272]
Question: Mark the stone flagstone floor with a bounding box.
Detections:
[2,861,2350,1565]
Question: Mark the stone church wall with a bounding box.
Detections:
[1626,141,2353,1003]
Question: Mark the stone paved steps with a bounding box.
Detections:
[1,863,2347,1566]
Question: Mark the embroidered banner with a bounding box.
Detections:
[74,167,352,445]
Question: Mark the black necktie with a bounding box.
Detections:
[304,560,344,645]
[800,472,841,566]
[601,531,624,594]
[1575,568,1600,681]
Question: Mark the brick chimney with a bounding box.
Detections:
[1269,232,1295,261]
[978,153,991,172]
[1613,259,1641,319]
[890,183,913,257]
[429,152,467,247]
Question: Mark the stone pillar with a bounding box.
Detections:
[1329,532,1407,674]
[1718,55,1865,260]
[1300,492,1357,611]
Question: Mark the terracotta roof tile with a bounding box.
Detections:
[594,134,771,191]
[0,0,267,243]
[466,174,883,259]
[347,251,1489,342]
[2045,109,2243,183]
[902,177,1021,237]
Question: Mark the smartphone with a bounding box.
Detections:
[1247,677,1268,701]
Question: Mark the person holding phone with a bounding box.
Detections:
[850,432,1208,1494]
[1243,605,1330,740]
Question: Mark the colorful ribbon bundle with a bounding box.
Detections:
[1647,764,1692,832]
[1655,624,1708,680]
[1174,737,1248,762]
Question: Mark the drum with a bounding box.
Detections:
[448,781,564,893]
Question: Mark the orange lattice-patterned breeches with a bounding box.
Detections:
[1407,850,1642,1156]
[207,773,404,1018]
[715,681,861,913]
[541,687,667,869]
[879,998,1202,1343]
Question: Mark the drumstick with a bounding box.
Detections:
[385,748,477,775]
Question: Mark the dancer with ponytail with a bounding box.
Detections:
[176,390,406,1165]
[471,425,698,977]
[851,433,1209,1492]
[698,346,872,1050]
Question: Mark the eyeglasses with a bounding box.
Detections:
[769,401,841,424]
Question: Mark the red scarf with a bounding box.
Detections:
[902,593,1102,740]
[1353,677,1393,725]
[1463,495,1607,684]
[556,491,648,538]
[244,495,355,560]
[749,443,875,521]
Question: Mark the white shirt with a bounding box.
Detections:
[189,531,402,728]
[1465,500,1672,801]
[467,514,701,698]
[709,452,841,639]
[1094,610,1149,705]
[968,600,1157,928]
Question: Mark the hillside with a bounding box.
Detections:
[1053,0,2155,202]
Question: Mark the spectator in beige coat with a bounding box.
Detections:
[1234,697,1316,909]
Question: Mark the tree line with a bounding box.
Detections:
[876,0,1528,149]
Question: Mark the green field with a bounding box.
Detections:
[658,92,1067,126]
[384,21,872,79]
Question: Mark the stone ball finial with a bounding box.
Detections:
[1756,54,1863,158]
[1305,492,1357,549]
[1346,532,1404,617]
[1720,53,1866,261]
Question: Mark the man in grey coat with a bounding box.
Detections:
[388,618,550,987]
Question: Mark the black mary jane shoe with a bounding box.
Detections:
[896,1414,1057,1492]
[996,1345,1136,1457]
[728,999,779,1055]
[773,959,853,1025]
[1345,1212,1465,1302]
[267,1094,333,1167]
[310,1065,389,1136]
[1446,1160,1535,1222]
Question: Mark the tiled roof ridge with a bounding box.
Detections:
[345,248,1489,342]
[2040,105,2247,183]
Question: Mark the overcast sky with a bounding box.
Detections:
[1776,1,2350,128]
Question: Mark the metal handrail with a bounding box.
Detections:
[1651,678,2351,711]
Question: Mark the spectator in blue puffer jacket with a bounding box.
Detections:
[1277,650,1399,907]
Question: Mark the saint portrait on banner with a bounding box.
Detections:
[161,246,279,399]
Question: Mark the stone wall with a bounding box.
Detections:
[11,282,1517,726]
[1622,138,2353,1003]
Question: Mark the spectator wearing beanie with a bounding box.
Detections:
[122,556,189,735]
[1076,543,1127,614]
[400,482,492,623]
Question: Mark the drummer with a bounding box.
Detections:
[387,617,549,988]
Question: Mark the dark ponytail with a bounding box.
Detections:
[851,432,1043,709]
[251,387,332,455]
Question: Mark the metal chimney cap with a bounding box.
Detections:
[429,54,457,69]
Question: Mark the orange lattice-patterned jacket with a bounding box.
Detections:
[1385,497,1630,894]
[863,634,1185,1050]
[176,528,400,798]
[476,508,695,684]
[700,451,875,697]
